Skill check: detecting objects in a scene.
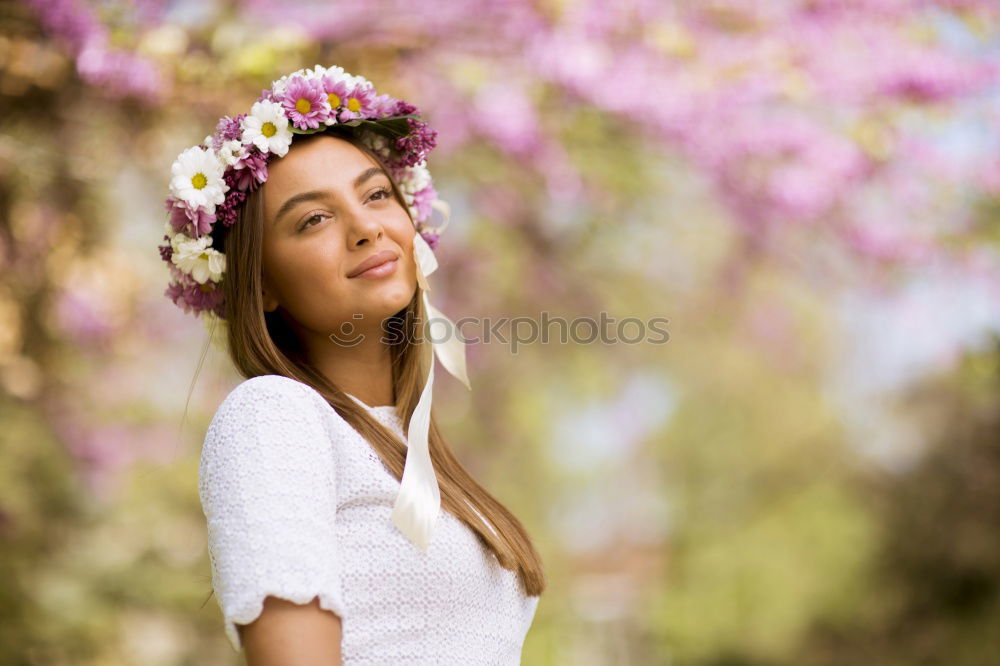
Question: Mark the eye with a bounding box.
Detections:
[298,213,328,232]
[369,186,391,202]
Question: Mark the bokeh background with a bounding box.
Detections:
[2,1,999,664]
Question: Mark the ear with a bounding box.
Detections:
[261,276,279,312]
[262,292,279,312]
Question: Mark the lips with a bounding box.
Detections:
[347,249,399,278]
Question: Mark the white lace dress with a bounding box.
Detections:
[198,374,540,664]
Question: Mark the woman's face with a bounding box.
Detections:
[260,135,417,338]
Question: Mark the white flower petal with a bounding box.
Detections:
[241,100,292,157]
[168,146,228,215]
[218,140,245,166]
[170,233,226,284]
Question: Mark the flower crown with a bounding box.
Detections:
[157,64,447,323]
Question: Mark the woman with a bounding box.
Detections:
[159,65,545,664]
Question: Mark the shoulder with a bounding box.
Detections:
[202,375,339,463]
[201,374,362,458]
[199,375,354,498]
[215,374,323,415]
[206,374,332,433]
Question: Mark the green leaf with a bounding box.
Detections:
[290,126,329,136]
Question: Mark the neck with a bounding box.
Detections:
[298,323,396,408]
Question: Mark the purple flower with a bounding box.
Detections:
[165,197,214,237]
[212,113,245,151]
[419,230,440,250]
[393,100,418,116]
[216,174,248,227]
[279,75,329,130]
[165,270,225,317]
[255,87,274,103]
[158,235,172,262]
[394,118,437,167]
[233,149,269,191]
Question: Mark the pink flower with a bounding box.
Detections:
[233,149,269,191]
[278,75,330,130]
[165,268,225,317]
[419,230,440,250]
[370,92,399,118]
[411,183,437,223]
[338,83,376,122]
[164,197,214,237]
[321,75,352,122]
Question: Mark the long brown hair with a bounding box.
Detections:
[211,129,545,596]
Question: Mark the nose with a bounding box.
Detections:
[346,209,385,248]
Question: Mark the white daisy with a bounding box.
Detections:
[170,233,226,284]
[218,139,245,167]
[241,100,293,157]
[169,146,229,214]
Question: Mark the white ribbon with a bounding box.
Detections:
[391,231,470,552]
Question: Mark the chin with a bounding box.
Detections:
[364,279,417,316]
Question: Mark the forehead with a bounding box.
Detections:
[265,135,380,196]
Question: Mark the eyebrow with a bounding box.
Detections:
[272,166,387,226]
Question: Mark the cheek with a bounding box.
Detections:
[262,236,345,305]
[388,215,415,257]
[392,230,417,282]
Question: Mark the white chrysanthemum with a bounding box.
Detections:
[169,146,229,214]
[273,74,294,91]
[170,233,226,284]
[351,74,374,91]
[321,65,349,86]
[271,76,289,96]
[312,64,343,82]
[306,65,327,80]
[398,161,432,195]
[241,100,293,157]
[272,65,325,96]
[218,139,245,167]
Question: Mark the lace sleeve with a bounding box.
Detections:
[198,374,345,652]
